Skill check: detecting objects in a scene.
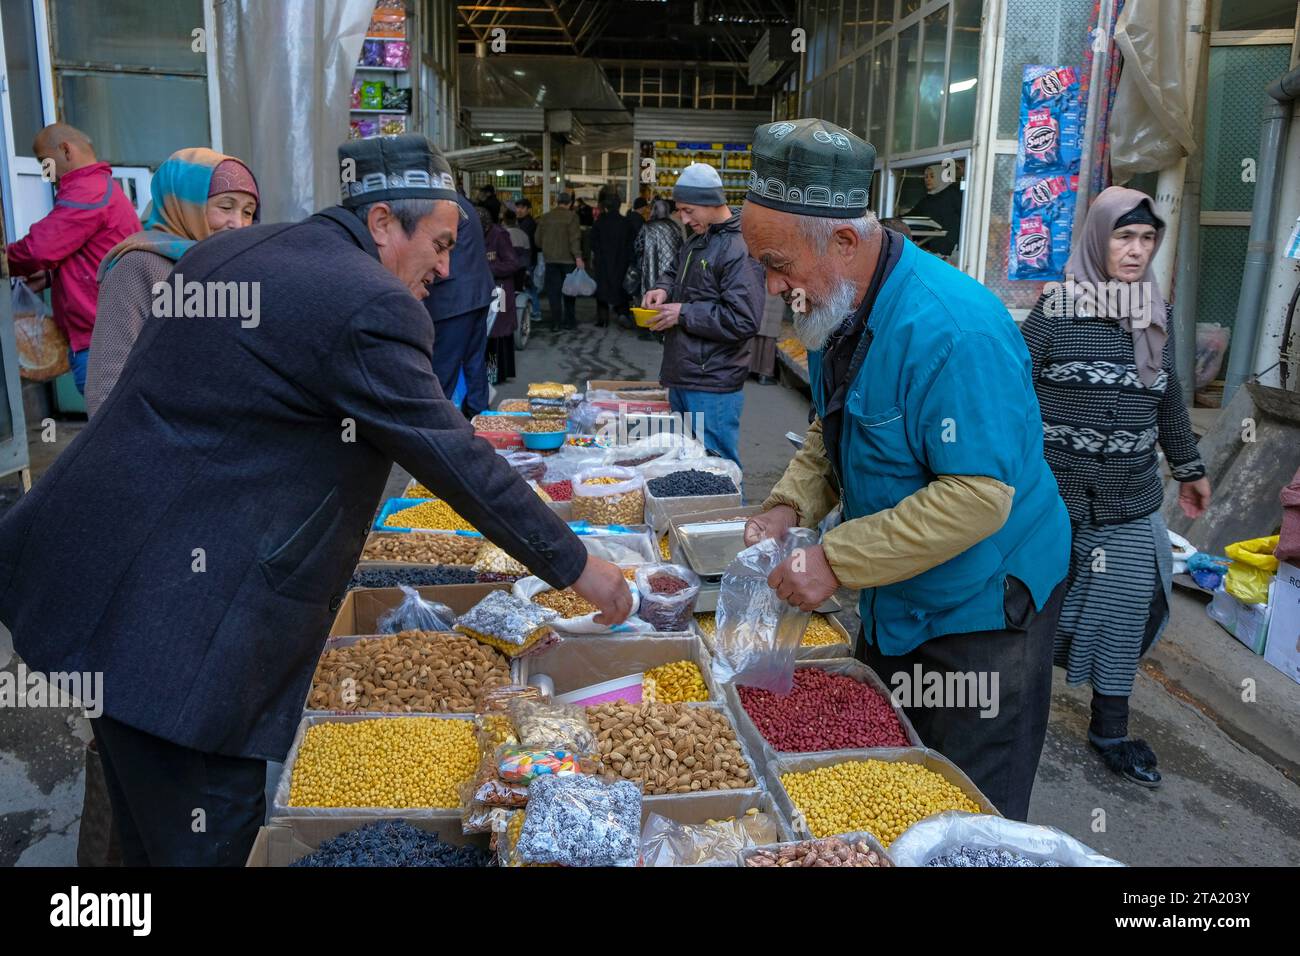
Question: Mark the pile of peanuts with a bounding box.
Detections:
[571,477,645,526]
[780,759,981,846]
[385,499,476,532]
[471,414,526,432]
[498,399,531,412]
[532,588,599,618]
[308,630,511,713]
[744,835,890,868]
[361,532,482,566]
[738,667,910,751]
[643,660,709,704]
[587,701,753,795]
[288,717,478,808]
[522,417,566,434]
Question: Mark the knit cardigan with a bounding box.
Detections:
[1020,291,1205,525]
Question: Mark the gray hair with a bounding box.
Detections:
[795,212,881,254]
[352,197,464,236]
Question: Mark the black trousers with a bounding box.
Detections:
[858,576,1067,821]
[543,262,576,328]
[90,716,266,866]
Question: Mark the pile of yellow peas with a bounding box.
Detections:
[695,611,844,648]
[385,499,475,532]
[643,660,709,703]
[659,535,672,560]
[780,759,981,846]
[288,717,477,809]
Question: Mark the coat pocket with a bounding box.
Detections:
[259,488,342,599]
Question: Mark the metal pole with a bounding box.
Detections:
[542,132,552,211]
[1072,0,1115,247]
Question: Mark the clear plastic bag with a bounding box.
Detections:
[12,280,69,382]
[501,450,547,482]
[571,466,646,525]
[562,267,597,297]
[887,811,1123,867]
[375,585,455,634]
[453,590,558,656]
[634,563,702,632]
[507,698,597,753]
[511,774,642,866]
[1194,323,1230,391]
[712,528,818,695]
[641,811,779,867]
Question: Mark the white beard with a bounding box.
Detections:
[793,278,858,351]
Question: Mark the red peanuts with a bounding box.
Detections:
[542,480,573,501]
[648,572,689,595]
[737,668,910,752]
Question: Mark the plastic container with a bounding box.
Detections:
[571,466,646,525]
[522,429,567,450]
[631,307,660,328]
[634,563,702,632]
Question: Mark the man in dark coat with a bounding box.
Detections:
[425,192,494,416]
[0,134,631,866]
[589,195,638,328]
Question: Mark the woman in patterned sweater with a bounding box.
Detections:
[1021,186,1211,788]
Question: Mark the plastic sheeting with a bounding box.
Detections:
[215,0,373,223]
[1109,0,1197,183]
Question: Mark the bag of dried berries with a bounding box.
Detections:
[633,563,701,632]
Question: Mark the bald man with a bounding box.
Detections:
[6,123,142,394]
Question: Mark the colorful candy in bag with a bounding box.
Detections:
[359,81,384,110]
[360,38,384,67]
[384,40,410,69]
[497,747,583,785]
[380,115,407,136]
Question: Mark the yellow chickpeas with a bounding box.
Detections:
[780,760,980,847]
[386,499,475,532]
[643,660,709,703]
[696,612,844,648]
[288,717,478,809]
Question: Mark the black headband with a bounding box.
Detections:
[1114,201,1163,230]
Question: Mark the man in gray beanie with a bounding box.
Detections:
[642,161,764,466]
[0,134,632,866]
[740,118,1070,821]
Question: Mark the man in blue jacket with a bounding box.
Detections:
[424,192,493,417]
[0,135,631,865]
[741,119,1070,820]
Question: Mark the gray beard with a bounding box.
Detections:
[793,278,858,351]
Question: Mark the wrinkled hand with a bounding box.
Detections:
[650,302,682,331]
[767,543,839,612]
[642,288,668,309]
[1179,477,1211,519]
[571,554,633,625]
[744,504,799,546]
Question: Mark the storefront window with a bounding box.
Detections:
[867,42,891,150]
[892,25,919,152]
[944,0,981,143]
[1,0,44,153]
[837,60,855,128]
[50,0,203,73]
[1217,0,1298,30]
[853,52,871,135]
[915,5,949,150]
[826,0,843,66]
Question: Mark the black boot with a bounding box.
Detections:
[1090,737,1162,788]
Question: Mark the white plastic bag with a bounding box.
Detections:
[562,267,596,297]
[533,254,546,290]
[711,527,817,694]
[888,811,1124,867]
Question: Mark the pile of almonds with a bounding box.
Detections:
[308,630,511,713]
[361,532,483,566]
[744,835,890,868]
[586,701,753,795]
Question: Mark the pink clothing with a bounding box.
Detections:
[6,162,143,352]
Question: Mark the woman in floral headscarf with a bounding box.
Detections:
[1021,186,1211,788]
[85,148,260,416]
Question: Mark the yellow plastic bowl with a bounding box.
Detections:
[631,307,660,328]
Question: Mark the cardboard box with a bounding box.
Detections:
[1264,561,1300,684]
[587,378,666,398]
[329,583,509,637]
[1207,584,1272,655]
[516,631,720,702]
[246,817,489,866]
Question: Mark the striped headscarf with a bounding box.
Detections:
[98,147,259,278]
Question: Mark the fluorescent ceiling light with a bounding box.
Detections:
[496,169,505,176]
[948,78,977,93]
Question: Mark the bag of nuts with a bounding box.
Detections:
[570,466,645,526]
[512,575,645,634]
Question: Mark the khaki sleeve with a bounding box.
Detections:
[760,417,841,528]
[821,474,1014,589]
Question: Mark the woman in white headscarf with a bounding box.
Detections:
[903,163,962,256]
[1021,186,1212,788]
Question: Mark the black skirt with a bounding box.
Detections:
[487,335,515,383]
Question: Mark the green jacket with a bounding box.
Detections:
[535,206,582,265]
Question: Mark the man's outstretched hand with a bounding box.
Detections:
[571,554,633,625]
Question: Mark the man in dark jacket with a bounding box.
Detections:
[515,197,541,318]
[534,191,584,330]
[0,135,630,866]
[425,193,493,416]
[643,162,764,467]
